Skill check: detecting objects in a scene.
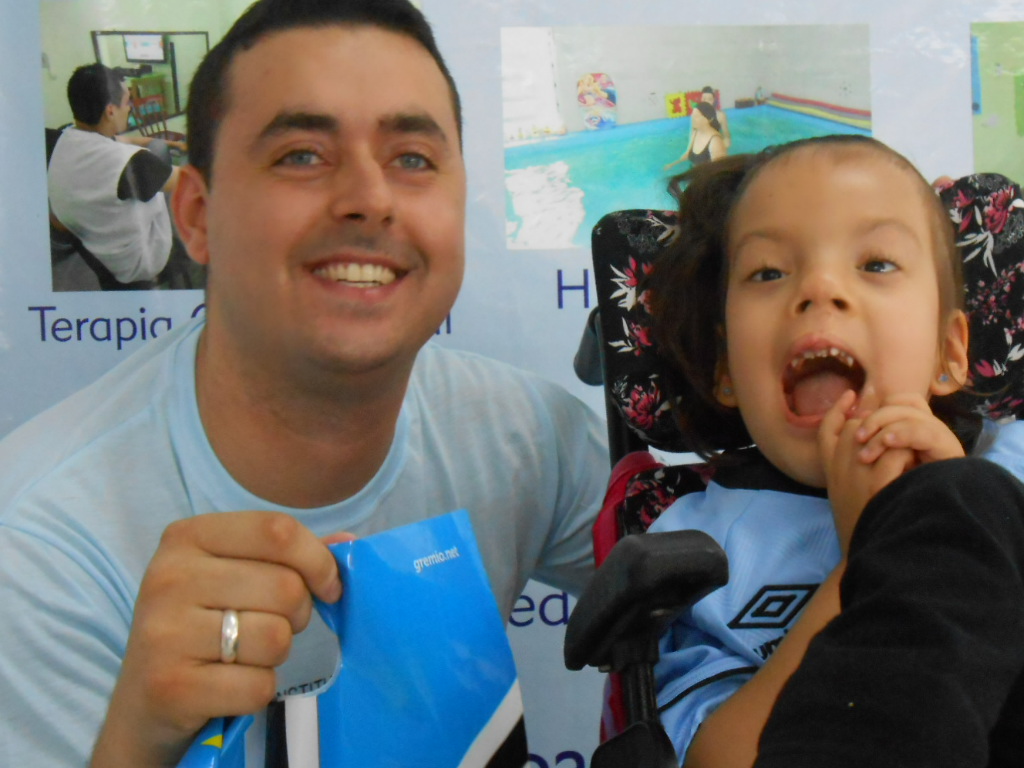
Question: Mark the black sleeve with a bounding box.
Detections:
[116,149,172,202]
[754,458,1024,768]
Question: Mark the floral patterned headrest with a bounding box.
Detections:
[939,174,1024,420]
[592,180,1024,449]
[591,209,687,452]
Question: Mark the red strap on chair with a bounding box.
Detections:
[594,451,664,566]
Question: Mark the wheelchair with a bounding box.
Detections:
[564,172,1024,768]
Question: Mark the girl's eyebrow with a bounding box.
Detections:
[729,227,785,255]
[856,217,925,242]
[731,217,925,252]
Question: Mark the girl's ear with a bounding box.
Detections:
[715,326,738,406]
[715,362,738,407]
[931,310,969,396]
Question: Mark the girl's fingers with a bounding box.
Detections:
[819,390,858,465]
[854,396,933,443]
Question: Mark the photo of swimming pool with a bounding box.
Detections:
[504,105,871,250]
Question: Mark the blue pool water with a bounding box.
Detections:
[504,105,870,250]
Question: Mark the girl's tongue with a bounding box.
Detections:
[790,370,857,417]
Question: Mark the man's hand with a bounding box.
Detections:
[90,512,345,768]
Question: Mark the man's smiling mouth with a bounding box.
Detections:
[783,347,866,418]
[313,262,398,288]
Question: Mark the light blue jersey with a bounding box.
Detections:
[0,318,608,767]
[651,431,1024,764]
[650,459,836,762]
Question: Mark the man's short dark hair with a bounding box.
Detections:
[701,85,714,95]
[67,64,125,126]
[187,0,463,183]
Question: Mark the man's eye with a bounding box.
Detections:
[276,149,323,167]
[750,267,784,282]
[394,153,434,171]
[862,258,898,273]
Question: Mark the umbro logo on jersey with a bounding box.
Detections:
[727,584,818,630]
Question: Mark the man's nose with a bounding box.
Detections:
[328,153,394,227]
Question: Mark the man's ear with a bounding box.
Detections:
[931,310,970,396]
[171,165,211,267]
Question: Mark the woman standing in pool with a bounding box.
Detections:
[664,101,727,172]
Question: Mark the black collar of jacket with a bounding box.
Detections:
[711,447,828,499]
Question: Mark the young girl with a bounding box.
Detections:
[645,135,1024,768]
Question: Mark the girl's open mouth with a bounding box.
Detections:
[783,347,865,418]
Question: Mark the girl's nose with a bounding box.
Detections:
[795,268,849,313]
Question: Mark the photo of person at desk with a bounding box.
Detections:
[47,63,199,290]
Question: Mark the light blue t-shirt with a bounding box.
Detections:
[0,318,608,767]
[651,428,1024,765]
[650,469,837,763]
[650,424,1024,764]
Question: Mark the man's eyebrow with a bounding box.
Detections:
[379,112,449,145]
[255,111,339,143]
[253,110,449,147]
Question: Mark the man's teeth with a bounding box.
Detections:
[789,347,856,370]
[316,263,397,286]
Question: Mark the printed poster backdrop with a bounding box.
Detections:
[502,24,871,250]
[3,0,1024,765]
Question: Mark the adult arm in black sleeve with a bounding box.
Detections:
[116,149,172,202]
[755,457,1024,768]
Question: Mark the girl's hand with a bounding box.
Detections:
[818,389,915,555]
[851,392,965,466]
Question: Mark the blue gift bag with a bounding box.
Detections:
[178,510,526,767]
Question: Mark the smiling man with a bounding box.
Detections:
[0,2,607,765]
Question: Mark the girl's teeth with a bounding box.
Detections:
[790,348,856,369]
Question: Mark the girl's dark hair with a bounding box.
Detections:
[648,152,753,459]
[647,134,979,460]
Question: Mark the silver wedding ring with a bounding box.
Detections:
[220,608,240,664]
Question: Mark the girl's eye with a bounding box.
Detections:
[276,149,323,167]
[749,266,784,282]
[862,258,898,274]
